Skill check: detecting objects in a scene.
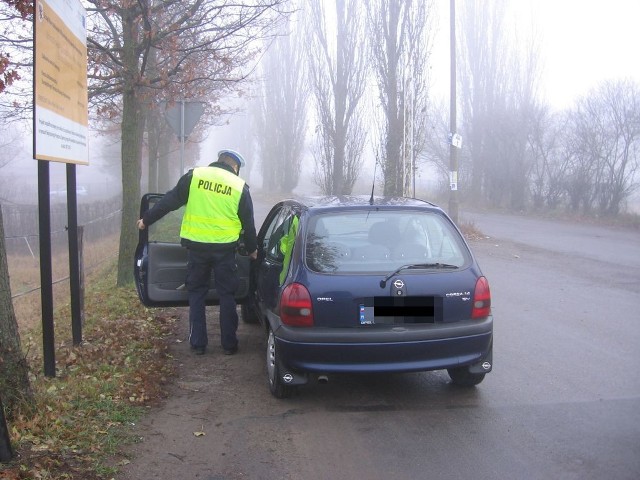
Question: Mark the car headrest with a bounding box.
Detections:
[368,221,396,247]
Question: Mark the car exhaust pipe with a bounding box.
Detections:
[317,375,329,384]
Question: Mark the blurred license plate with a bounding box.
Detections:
[359,297,437,325]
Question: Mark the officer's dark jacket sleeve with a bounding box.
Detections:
[142,171,192,227]
[238,185,258,253]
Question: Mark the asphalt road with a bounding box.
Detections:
[119,210,640,480]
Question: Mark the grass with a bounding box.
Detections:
[1,260,179,479]
[8,234,121,332]
[457,219,486,241]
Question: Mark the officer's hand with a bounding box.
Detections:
[136,219,146,230]
[249,250,258,260]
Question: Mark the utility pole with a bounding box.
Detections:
[180,99,185,176]
[448,0,459,223]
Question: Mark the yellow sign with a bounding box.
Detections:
[34,0,88,164]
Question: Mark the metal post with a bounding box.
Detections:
[448,0,459,223]
[38,160,55,377]
[402,68,407,197]
[66,164,83,345]
[411,71,416,198]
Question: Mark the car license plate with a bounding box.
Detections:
[360,297,437,325]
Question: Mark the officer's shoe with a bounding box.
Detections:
[190,345,206,355]
[223,345,238,355]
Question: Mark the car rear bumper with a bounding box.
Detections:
[273,317,493,374]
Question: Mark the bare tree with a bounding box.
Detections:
[85,0,288,286]
[420,98,457,195]
[596,80,640,214]
[0,0,33,419]
[565,80,640,215]
[528,110,570,210]
[457,0,509,203]
[366,0,436,196]
[564,108,600,214]
[254,12,308,194]
[484,97,544,210]
[0,207,33,413]
[458,0,544,209]
[0,0,32,124]
[306,0,368,195]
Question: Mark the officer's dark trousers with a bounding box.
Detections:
[185,248,239,351]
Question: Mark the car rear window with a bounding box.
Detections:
[305,210,470,273]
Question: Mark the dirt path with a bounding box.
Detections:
[117,306,300,480]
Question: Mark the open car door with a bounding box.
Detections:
[134,193,252,307]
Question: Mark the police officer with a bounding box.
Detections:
[136,150,258,355]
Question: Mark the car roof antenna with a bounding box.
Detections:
[369,160,378,205]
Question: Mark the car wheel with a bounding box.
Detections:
[267,328,293,398]
[447,367,486,387]
[240,302,259,324]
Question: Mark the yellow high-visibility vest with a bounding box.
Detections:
[279,216,299,285]
[180,167,244,243]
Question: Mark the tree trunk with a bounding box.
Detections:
[146,47,161,194]
[384,119,403,196]
[0,394,13,462]
[116,8,143,287]
[0,207,33,413]
[117,87,143,287]
[382,1,402,197]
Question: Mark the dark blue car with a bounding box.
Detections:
[134,195,493,398]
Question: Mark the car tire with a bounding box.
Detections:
[267,328,293,399]
[447,367,486,387]
[240,302,260,324]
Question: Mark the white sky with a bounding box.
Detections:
[432,0,640,110]
[532,0,640,108]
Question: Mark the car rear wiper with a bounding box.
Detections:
[379,263,458,288]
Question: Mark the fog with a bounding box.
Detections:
[0,130,121,206]
[197,0,640,211]
[1,0,639,213]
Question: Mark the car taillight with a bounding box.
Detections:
[471,276,491,319]
[280,283,314,327]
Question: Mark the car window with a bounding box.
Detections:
[262,206,292,262]
[278,215,299,284]
[147,197,185,244]
[305,210,469,273]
